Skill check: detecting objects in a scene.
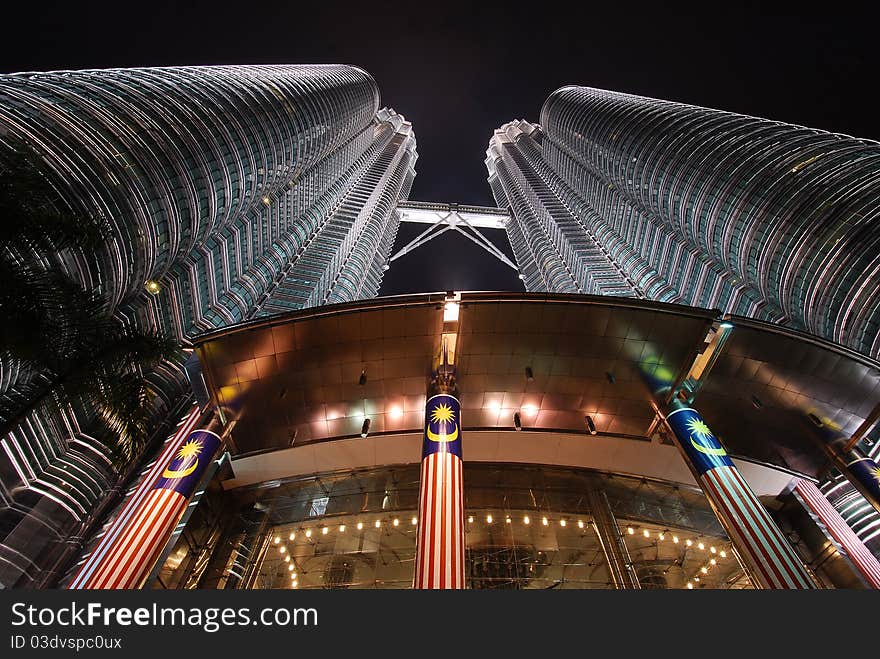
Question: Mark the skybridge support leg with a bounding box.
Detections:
[68,407,223,589]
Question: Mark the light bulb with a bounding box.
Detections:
[686,539,693,547]
[710,559,716,566]
[291,581,298,588]
[687,582,694,590]
[673,535,679,544]
[357,522,363,530]
[506,517,512,524]
[523,516,530,525]
[284,555,290,563]
[627,527,634,535]
[393,518,399,527]
[486,515,493,524]
[720,550,727,558]
[700,566,708,574]
[305,529,312,538]
[698,542,705,550]
[659,532,666,540]
[289,532,295,541]
[542,517,549,526]
[411,517,418,525]
[375,520,381,528]
[710,546,716,554]
[322,526,328,535]
[468,516,474,523]
[339,525,345,533]
[643,529,650,538]
[694,577,700,582]
[288,564,293,572]
[578,520,584,529]
[279,546,286,554]
[274,536,280,544]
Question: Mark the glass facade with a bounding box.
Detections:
[154,464,751,590]
[0,65,416,587]
[487,86,880,362]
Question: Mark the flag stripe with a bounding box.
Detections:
[414,452,464,589]
[795,479,880,588]
[70,406,200,589]
[702,466,815,588]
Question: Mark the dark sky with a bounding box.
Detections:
[1,2,876,295]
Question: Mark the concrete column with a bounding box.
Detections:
[413,343,465,589]
[69,407,222,589]
[665,400,816,589]
[792,478,880,588]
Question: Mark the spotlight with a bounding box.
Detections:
[585,415,597,435]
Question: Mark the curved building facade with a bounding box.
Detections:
[67,293,880,590]
[0,65,416,587]
[487,86,880,361]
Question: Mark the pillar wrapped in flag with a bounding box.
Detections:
[666,403,816,589]
[70,421,221,589]
[414,393,465,589]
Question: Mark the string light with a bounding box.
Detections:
[375,520,381,528]
[700,566,708,574]
[578,520,584,529]
[710,546,717,554]
[274,536,280,544]
[559,519,566,527]
[339,525,345,533]
[673,535,679,544]
[279,546,286,554]
[686,539,692,547]
[468,516,474,524]
[486,515,493,524]
[506,516,512,524]
[659,532,666,540]
[627,527,635,535]
[357,522,363,531]
[523,516,530,525]
[542,517,549,526]
[305,529,312,538]
[687,582,694,589]
[698,542,705,550]
[289,532,295,541]
[643,529,650,538]
[720,550,727,558]
[411,517,418,525]
[710,559,716,566]
[393,518,399,527]
[284,555,290,563]
[291,580,298,588]
[322,526,329,535]
[288,564,293,571]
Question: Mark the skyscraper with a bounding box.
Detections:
[487,85,880,557]
[487,86,880,361]
[0,65,416,587]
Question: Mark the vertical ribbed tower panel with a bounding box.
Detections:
[0,65,415,587]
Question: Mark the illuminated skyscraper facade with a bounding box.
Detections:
[0,65,416,586]
[486,85,880,556]
[487,86,880,361]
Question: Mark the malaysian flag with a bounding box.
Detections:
[414,393,465,589]
[667,406,816,589]
[793,478,880,588]
[69,408,221,589]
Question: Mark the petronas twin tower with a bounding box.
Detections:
[1,64,879,587]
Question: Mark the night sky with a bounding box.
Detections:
[1,2,876,295]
